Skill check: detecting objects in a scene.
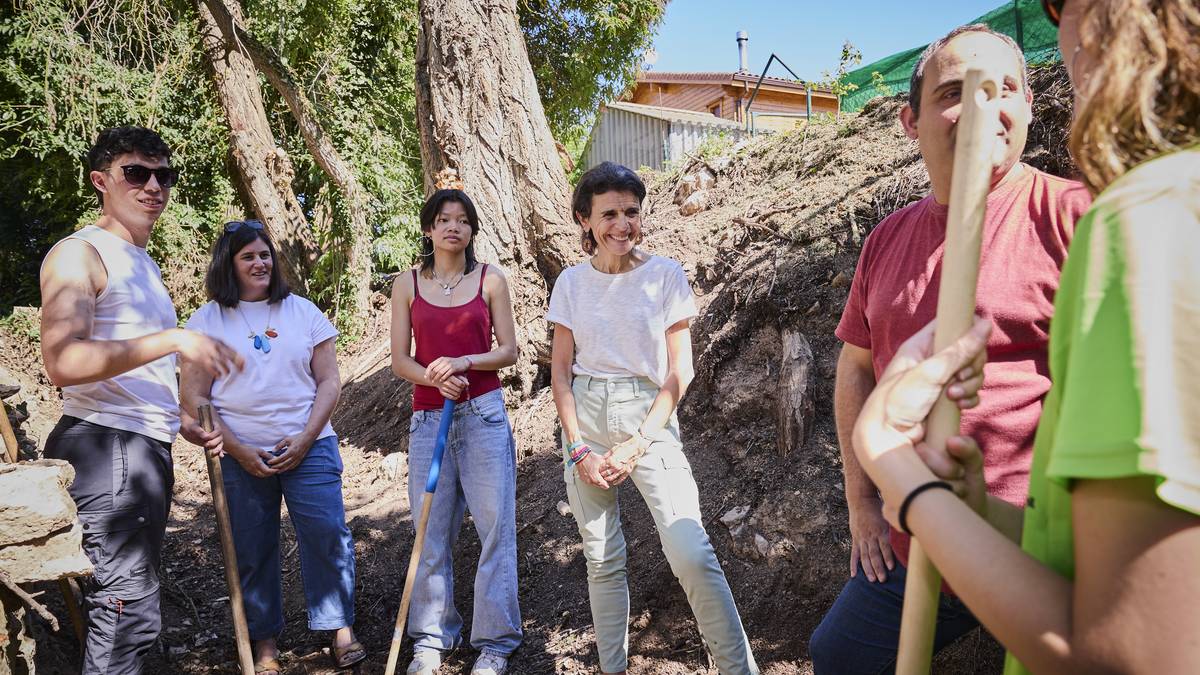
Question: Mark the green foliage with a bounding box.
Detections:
[0,0,232,312]
[819,40,863,101]
[869,70,893,98]
[519,0,666,146]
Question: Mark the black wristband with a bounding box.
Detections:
[898,480,954,536]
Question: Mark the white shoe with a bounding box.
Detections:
[407,649,442,674]
[471,652,509,675]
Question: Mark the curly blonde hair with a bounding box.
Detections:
[1070,0,1200,194]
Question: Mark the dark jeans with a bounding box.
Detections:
[45,416,173,675]
[809,562,980,675]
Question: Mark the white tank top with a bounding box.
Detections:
[45,225,180,442]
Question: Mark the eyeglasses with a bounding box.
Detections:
[114,164,179,188]
[223,219,265,233]
[1041,0,1064,27]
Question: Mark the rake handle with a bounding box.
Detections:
[384,397,456,675]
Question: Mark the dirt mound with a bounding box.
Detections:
[7,64,1073,674]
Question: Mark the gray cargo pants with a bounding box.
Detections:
[45,416,173,675]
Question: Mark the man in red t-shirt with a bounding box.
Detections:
[808,25,1092,674]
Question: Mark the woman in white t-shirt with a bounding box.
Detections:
[180,221,364,674]
[547,162,759,675]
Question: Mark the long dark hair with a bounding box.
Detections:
[205,223,290,307]
[418,189,480,276]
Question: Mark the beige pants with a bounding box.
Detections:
[564,375,758,674]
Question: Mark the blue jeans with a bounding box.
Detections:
[220,435,356,640]
[405,389,522,657]
[809,562,980,675]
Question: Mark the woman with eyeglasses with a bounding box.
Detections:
[847,1,1200,673]
[388,179,521,675]
[180,220,364,674]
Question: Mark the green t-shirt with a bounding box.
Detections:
[1005,146,1200,675]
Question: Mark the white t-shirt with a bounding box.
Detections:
[185,294,338,451]
[46,225,180,443]
[547,255,698,386]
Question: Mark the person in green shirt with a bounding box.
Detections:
[845,0,1200,673]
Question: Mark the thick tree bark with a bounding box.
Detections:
[201,0,373,328]
[416,0,579,395]
[195,1,315,292]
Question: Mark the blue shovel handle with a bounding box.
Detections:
[425,398,456,494]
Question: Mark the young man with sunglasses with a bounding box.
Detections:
[39,126,242,674]
[808,24,1093,674]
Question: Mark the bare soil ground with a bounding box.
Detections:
[4,64,1073,675]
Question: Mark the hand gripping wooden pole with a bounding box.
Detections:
[385,398,456,675]
[895,68,999,675]
[0,399,87,644]
[198,404,256,675]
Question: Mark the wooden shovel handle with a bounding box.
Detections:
[896,68,999,675]
[198,405,256,675]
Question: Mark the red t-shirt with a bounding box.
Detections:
[835,164,1092,567]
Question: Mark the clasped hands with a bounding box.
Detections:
[425,355,471,400]
[852,317,993,529]
[575,430,650,490]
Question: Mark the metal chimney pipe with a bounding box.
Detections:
[737,30,749,72]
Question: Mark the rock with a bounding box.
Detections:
[776,329,815,457]
[754,533,771,558]
[0,521,93,583]
[556,500,572,517]
[719,505,750,529]
[168,645,188,658]
[679,190,710,216]
[674,168,716,205]
[0,460,78,547]
[830,270,851,288]
[380,452,407,481]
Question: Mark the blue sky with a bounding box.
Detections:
[648,1,1007,81]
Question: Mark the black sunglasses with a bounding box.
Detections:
[116,164,179,188]
[223,219,265,233]
[1042,0,1064,27]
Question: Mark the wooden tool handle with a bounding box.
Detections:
[896,68,998,675]
[0,400,19,463]
[198,404,256,675]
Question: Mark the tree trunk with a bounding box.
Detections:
[200,0,373,331]
[415,0,579,395]
[195,1,315,293]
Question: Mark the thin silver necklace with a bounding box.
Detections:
[431,267,466,297]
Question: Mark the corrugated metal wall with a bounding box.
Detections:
[667,121,744,163]
[585,108,747,171]
[584,108,669,171]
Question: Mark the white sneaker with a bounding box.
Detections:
[471,652,509,675]
[406,649,442,674]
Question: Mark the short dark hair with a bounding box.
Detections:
[908,24,1028,119]
[571,162,646,254]
[418,189,480,276]
[87,126,172,206]
[204,223,290,308]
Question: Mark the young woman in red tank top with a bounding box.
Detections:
[389,186,522,675]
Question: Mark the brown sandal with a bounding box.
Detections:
[332,640,367,669]
[254,656,281,675]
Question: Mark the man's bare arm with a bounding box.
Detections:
[40,239,241,387]
[835,342,895,581]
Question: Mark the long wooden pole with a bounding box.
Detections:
[385,398,456,675]
[0,399,19,463]
[198,405,256,675]
[895,68,999,674]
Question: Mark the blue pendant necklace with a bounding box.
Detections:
[236,303,277,353]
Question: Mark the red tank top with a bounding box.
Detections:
[410,264,502,410]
